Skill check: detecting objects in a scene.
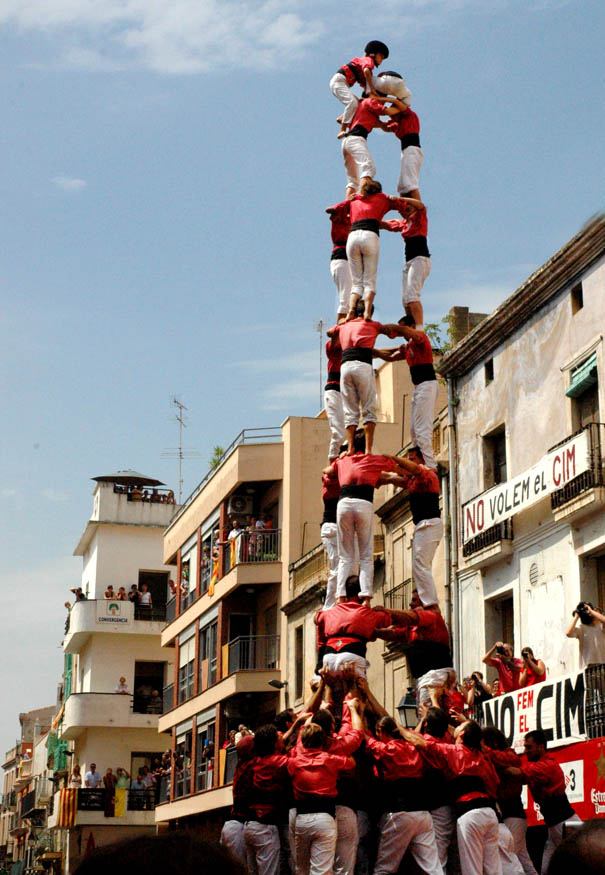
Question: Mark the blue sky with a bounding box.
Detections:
[1,0,603,751]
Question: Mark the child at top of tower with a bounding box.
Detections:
[330,41,389,139]
[377,71,423,202]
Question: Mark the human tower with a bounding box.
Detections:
[219,40,576,875]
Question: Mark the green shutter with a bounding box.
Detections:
[566,352,598,398]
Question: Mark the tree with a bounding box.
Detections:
[424,314,453,354]
[209,445,225,470]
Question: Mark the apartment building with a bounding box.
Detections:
[46,470,177,872]
[155,352,451,836]
[438,216,605,682]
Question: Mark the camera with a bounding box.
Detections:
[575,602,593,625]
[495,645,506,655]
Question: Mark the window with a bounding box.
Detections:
[485,359,494,385]
[178,635,196,704]
[483,426,507,487]
[597,557,605,613]
[133,662,166,713]
[571,282,583,314]
[567,354,599,429]
[199,620,218,690]
[295,626,304,701]
[195,718,216,792]
[174,722,192,798]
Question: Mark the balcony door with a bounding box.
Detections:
[134,662,166,714]
[228,614,255,672]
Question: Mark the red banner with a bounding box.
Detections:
[525,737,605,825]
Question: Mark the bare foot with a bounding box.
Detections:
[336,114,343,124]
[345,309,356,321]
[347,446,355,456]
[361,597,371,607]
[337,130,347,139]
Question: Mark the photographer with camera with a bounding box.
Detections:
[482,641,523,693]
[519,647,546,688]
[465,671,492,711]
[566,601,605,667]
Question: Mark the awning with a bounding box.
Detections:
[566,352,598,398]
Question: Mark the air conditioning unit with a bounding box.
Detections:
[228,494,253,516]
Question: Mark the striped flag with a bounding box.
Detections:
[113,788,127,817]
[230,537,237,568]
[209,559,219,597]
[56,788,78,827]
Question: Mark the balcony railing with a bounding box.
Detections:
[462,519,514,558]
[550,422,605,510]
[586,664,605,739]
[225,529,281,570]
[134,604,167,622]
[289,543,329,591]
[162,683,175,714]
[384,578,413,611]
[113,484,176,505]
[2,791,16,810]
[166,597,176,623]
[170,427,282,524]
[228,635,280,674]
[19,789,37,818]
[77,788,156,811]
[158,774,170,804]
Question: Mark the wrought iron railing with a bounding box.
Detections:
[165,597,176,623]
[134,604,167,622]
[162,683,175,714]
[227,635,280,674]
[224,530,281,570]
[384,578,413,611]
[76,788,155,811]
[19,790,36,819]
[585,664,605,740]
[550,422,605,510]
[462,519,514,558]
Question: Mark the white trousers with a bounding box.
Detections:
[402,255,431,305]
[330,258,353,316]
[244,821,281,875]
[334,805,359,875]
[342,136,376,193]
[330,72,360,127]
[337,497,374,598]
[541,816,581,875]
[294,812,337,875]
[397,145,424,194]
[324,389,346,460]
[341,361,377,428]
[498,823,523,875]
[411,379,438,469]
[431,805,455,870]
[347,229,380,299]
[503,818,537,875]
[220,819,246,866]
[412,518,443,606]
[457,807,501,875]
[417,668,457,708]
[322,651,369,681]
[374,810,444,875]
[321,522,339,610]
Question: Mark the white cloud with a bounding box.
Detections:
[0,0,530,74]
[41,488,69,502]
[52,175,87,192]
[2,488,17,497]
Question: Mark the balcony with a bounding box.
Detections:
[551,423,605,523]
[47,788,156,829]
[13,759,33,790]
[462,519,514,568]
[2,791,17,811]
[384,578,413,611]
[162,683,175,714]
[64,599,167,653]
[227,635,280,674]
[60,693,161,740]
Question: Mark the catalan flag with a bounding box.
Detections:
[230,537,237,569]
[114,788,127,818]
[209,559,219,597]
[56,788,78,827]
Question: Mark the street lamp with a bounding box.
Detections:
[268,679,289,708]
[396,687,418,728]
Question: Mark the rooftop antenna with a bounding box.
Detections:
[315,320,324,411]
[162,396,200,503]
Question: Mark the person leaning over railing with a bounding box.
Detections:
[566,601,605,667]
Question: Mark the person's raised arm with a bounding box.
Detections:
[390,195,424,213]
[356,676,389,721]
[482,642,499,667]
[587,605,605,625]
[303,672,326,714]
[399,727,428,748]
[566,613,580,637]
[372,346,406,363]
[345,697,365,733]
[323,462,337,477]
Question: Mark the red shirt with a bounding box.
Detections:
[388,107,420,139]
[325,336,342,375]
[331,318,387,351]
[341,55,375,88]
[407,609,450,647]
[523,664,546,686]
[404,333,433,368]
[334,452,397,488]
[322,470,340,502]
[489,657,523,693]
[422,741,500,801]
[401,465,440,496]
[364,735,425,781]
[287,748,351,800]
[316,601,392,651]
[349,193,405,224]
[444,689,466,713]
[486,748,524,802]
[247,754,291,821]
[349,97,385,135]
[521,755,566,803]
[329,201,351,248]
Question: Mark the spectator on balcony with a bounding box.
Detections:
[104,585,115,600]
[71,587,87,602]
[128,585,140,604]
[566,602,605,667]
[222,729,237,750]
[519,647,547,687]
[130,772,146,810]
[69,764,82,788]
[227,519,243,567]
[116,768,130,789]
[482,641,523,693]
[115,677,129,695]
[85,763,102,788]
[138,583,152,607]
[147,690,163,714]
[466,671,492,711]
[234,725,254,745]
[116,586,127,601]
[491,679,501,697]
[169,578,177,595]
[103,768,116,817]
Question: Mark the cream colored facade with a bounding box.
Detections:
[155,354,448,834]
[48,474,177,873]
[439,216,605,684]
